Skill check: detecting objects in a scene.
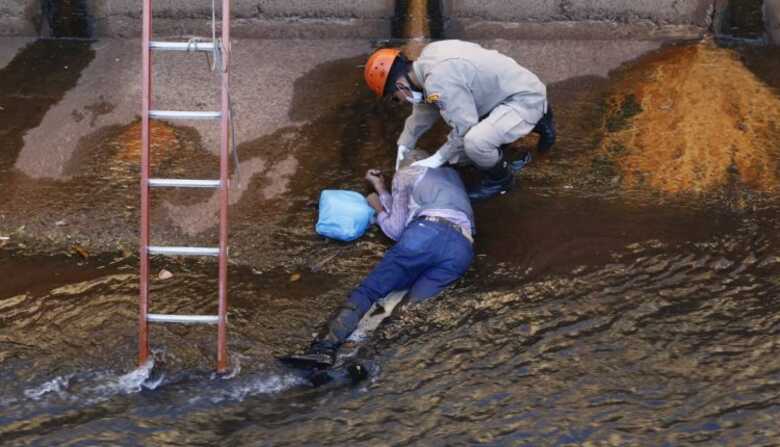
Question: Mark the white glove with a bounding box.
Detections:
[395,145,410,171]
[411,151,447,169]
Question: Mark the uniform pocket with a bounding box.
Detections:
[485,104,536,143]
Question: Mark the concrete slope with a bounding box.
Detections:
[6,37,661,242]
[15,38,371,179]
[0,37,33,66]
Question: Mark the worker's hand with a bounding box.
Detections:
[395,145,410,171]
[411,151,446,169]
[365,169,387,193]
[366,192,383,214]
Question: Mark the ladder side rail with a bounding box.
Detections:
[138,0,153,367]
[216,0,231,373]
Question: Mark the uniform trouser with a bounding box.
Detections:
[462,97,545,169]
[323,219,474,344]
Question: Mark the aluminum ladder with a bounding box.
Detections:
[138,0,232,372]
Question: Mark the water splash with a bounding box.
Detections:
[221,374,306,402]
[23,374,74,400]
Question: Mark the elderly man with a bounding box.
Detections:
[364,40,556,200]
[283,150,475,369]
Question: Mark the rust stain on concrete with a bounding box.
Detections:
[400,0,431,59]
[404,0,429,39]
[115,120,179,163]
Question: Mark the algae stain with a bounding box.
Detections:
[605,94,642,133]
[41,0,94,38]
[720,0,766,39]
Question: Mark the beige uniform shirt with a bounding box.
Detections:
[397,40,547,161]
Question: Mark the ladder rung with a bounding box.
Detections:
[150,41,215,52]
[147,314,219,324]
[149,178,221,189]
[148,246,220,257]
[149,110,222,120]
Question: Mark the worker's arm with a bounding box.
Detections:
[397,102,440,149]
[413,62,479,168]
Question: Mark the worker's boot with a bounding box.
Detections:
[532,105,556,153]
[468,151,514,201]
[286,302,365,369]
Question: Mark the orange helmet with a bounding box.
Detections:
[364,48,402,97]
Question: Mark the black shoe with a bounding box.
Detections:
[468,156,513,201]
[510,151,532,174]
[279,340,337,370]
[308,362,369,388]
[532,106,556,153]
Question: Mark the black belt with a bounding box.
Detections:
[420,216,473,244]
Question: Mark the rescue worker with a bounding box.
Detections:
[364,40,556,200]
[283,149,475,368]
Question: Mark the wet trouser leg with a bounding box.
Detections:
[463,103,539,170]
[464,102,540,200]
[321,220,474,345]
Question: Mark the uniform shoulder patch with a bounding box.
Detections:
[425,93,441,104]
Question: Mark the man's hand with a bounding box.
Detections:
[365,169,387,194]
[366,192,383,214]
[411,151,446,169]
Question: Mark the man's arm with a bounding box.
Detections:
[365,168,417,241]
[397,102,440,149]
[366,192,383,214]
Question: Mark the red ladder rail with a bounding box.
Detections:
[138,0,232,373]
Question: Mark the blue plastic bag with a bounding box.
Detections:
[315,190,376,242]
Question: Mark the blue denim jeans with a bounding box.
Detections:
[326,219,474,343]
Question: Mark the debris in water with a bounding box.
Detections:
[289,272,301,282]
[118,245,132,258]
[55,220,67,226]
[597,42,780,193]
[308,250,341,272]
[158,269,173,280]
[72,244,89,258]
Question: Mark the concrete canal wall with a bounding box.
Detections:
[1,0,774,42]
[0,0,38,36]
[445,0,720,39]
[767,0,780,43]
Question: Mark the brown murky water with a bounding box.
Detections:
[1,38,780,445]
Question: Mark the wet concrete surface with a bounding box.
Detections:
[42,0,93,38]
[0,37,663,257]
[720,0,766,39]
[0,39,94,172]
[1,36,780,445]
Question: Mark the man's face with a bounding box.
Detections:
[389,78,413,104]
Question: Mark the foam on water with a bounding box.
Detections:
[91,359,157,396]
[23,374,74,400]
[222,374,306,402]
